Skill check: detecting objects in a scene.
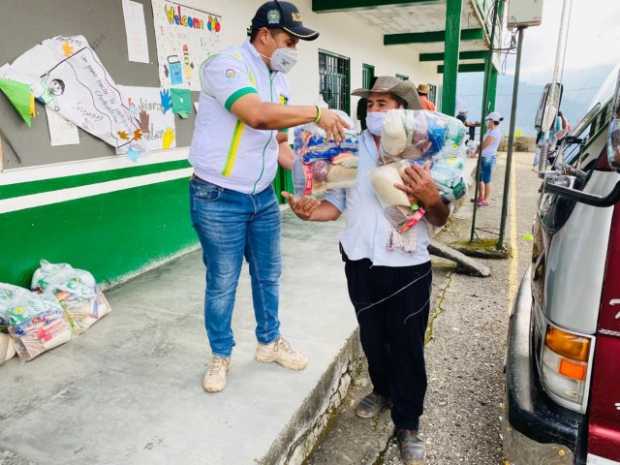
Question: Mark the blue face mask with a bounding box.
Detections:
[365,112,387,136]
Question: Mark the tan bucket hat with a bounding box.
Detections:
[351,76,422,110]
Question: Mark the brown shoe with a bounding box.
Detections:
[355,392,389,419]
[397,429,425,465]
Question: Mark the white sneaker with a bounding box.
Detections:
[256,336,309,371]
[203,356,230,393]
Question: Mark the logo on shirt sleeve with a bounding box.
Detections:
[279,94,289,105]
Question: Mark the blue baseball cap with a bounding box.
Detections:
[250,1,319,41]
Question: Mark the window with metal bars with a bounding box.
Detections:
[319,50,351,114]
[362,64,375,89]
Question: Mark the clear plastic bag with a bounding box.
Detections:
[372,110,467,233]
[370,161,427,233]
[0,333,16,365]
[31,260,111,335]
[0,282,72,361]
[293,111,360,195]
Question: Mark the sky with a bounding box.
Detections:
[501,0,620,83]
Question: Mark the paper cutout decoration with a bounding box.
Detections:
[119,86,177,152]
[0,79,35,127]
[127,146,142,162]
[1,36,140,153]
[151,0,222,90]
[160,88,172,113]
[162,127,175,149]
[170,88,192,119]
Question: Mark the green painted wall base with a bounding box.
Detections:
[0,178,197,288]
[1,165,295,288]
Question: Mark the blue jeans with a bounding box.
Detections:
[190,176,281,357]
[481,156,496,184]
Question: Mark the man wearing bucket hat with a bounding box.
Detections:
[417,83,437,111]
[284,76,449,465]
[189,1,350,394]
[475,111,504,206]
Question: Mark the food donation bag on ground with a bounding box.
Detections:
[31,261,111,335]
[0,283,72,361]
[292,111,359,196]
[370,109,467,233]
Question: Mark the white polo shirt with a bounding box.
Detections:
[189,40,289,195]
[325,130,432,267]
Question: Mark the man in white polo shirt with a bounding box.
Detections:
[189,1,348,393]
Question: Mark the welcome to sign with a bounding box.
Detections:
[164,4,221,32]
[152,0,222,91]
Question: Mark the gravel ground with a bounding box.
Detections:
[306,153,540,465]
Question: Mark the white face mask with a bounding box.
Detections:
[366,112,387,136]
[269,47,298,74]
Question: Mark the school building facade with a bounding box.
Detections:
[0,0,503,288]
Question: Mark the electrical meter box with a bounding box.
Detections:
[507,0,544,28]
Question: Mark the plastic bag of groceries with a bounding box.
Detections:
[0,333,16,365]
[370,160,427,234]
[293,111,359,196]
[0,293,16,365]
[0,283,72,361]
[31,261,111,335]
[370,110,467,233]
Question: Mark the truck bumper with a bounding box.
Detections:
[503,268,587,465]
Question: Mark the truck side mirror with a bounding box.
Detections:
[535,82,563,132]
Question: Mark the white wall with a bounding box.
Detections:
[183,0,441,119]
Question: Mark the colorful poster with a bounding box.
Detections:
[151,0,222,91]
[118,86,176,152]
[1,36,141,153]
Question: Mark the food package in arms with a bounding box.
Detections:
[293,110,360,196]
[370,110,468,232]
[32,260,111,335]
[0,283,71,361]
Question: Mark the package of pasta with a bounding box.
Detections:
[0,282,72,361]
[31,260,111,335]
[293,111,360,196]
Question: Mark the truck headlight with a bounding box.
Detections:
[541,325,592,409]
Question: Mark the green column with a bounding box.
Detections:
[486,63,498,113]
[441,0,463,116]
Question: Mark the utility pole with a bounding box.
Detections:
[497,27,525,250]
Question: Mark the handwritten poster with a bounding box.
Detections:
[118,86,176,152]
[45,107,80,146]
[2,36,141,153]
[151,0,222,90]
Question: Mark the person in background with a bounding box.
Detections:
[284,76,450,465]
[189,0,349,394]
[476,111,503,206]
[417,83,436,111]
[456,109,479,144]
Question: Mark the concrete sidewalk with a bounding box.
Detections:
[0,214,357,465]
